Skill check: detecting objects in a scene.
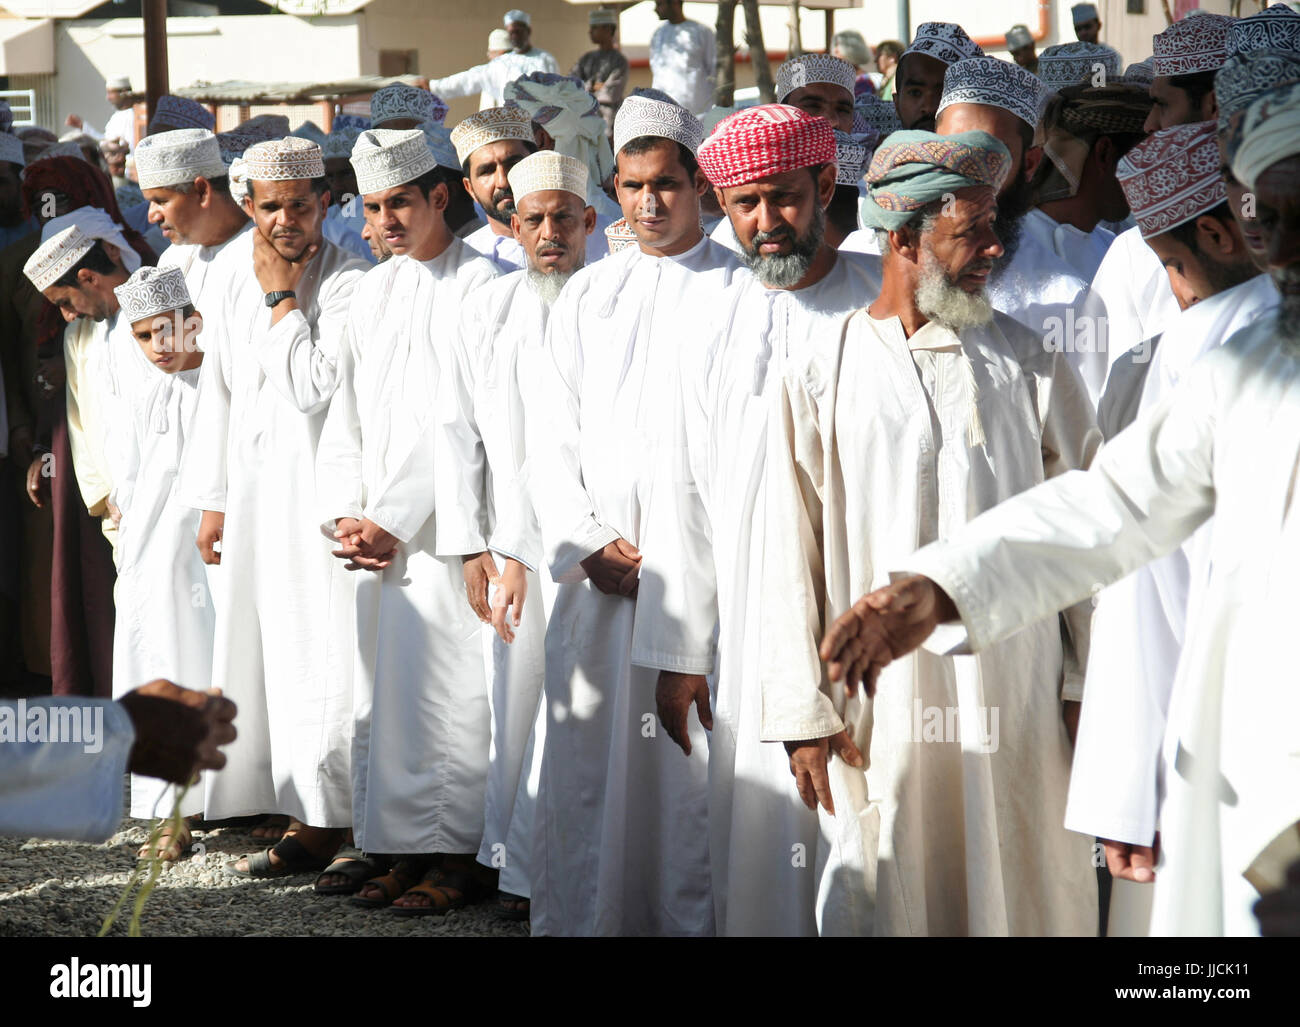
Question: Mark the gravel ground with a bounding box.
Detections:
[0,815,531,938]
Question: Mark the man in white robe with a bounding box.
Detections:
[435,150,597,919]
[451,105,540,272]
[523,93,742,936]
[631,105,882,936]
[649,0,715,116]
[825,82,1300,937]
[312,128,497,910]
[177,137,367,875]
[759,129,1100,936]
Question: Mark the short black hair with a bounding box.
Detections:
[1164,199,1234,251]
[409,164,459,200]
[459,139,540,180]
[1169,70,1217,112]
[617,135,699,179]
[169,175,232,198]
[245,176,330,203]
[51,240,117,288]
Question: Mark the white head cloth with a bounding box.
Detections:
[1232,79,1300,190]
[1005,25,1034,51]
[589,7,617,26]
[489,28,512,50]
[421,122,462,171]
[23,205,142,292]
[1071,3,1099,24]
[775,54,856,103]
[505,72,615,190]
[106,75,131,91]
[135,128,227,189]
[613,91,704,154]
[149,95,215,133]
[451,104,535,165]
[901,23,983,68]
[228,157,250,204]
[1038,42,1124,92]
[938,56,1047,131]
[504,9,530,27]
[370,83,449,128]
[243,136,325,181]
[0,132,24,168]
[1153,14,1235,77]
[508,149,588,203]
[114,265,192,324]
[350,128,436,195]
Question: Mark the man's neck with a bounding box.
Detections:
[515,45,535,55]
[770,243,837,293]
[1038,195,1101,234]
[638,225,703,259]
[193,200,250,249]
[487,216,514,238]
[868,264,928,337]
[407,224,455,263]
[598,40,615,52]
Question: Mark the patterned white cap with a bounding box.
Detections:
[24,209,129,293]
[106,75,132,91]
[775,54,857,103]
[370,83,449,128]
[148,95,215,133]
[1071,3,1099,24]
[1123,57,1155,86]
[589,7,617,26]
[1229,3,1300,54]
[334,114,371,133]
[504,9,530,27]
[451,104,535,165]
[229,157,250,205]
[1038,42,1124,92]
[939,56,1048,131]
[604,216,638,252]
[901,23,984,68]
[243,136,325,181]
[507,150,588,202]
[1005,24,1034,52]
[135,128,228,190]
[1153,14,1235,77]
[1215,48,1300,160]
[421,122,462,170]
[350,128,437,195]
[322,129,362,161]
[854,92,902,137]
[833,130,873,185]
[114,265,192,324]
[0,132,23,168]
[613,92,704,155]
[489,28,512,50]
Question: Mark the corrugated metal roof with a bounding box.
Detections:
[174,74,423,103]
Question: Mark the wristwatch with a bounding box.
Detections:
[264,290,296,308]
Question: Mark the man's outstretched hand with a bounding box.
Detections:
[819,575,958,697]
[118,679,237,785]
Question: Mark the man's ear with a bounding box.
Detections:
[318,187,331,215]
[889,223,922,261]
[694,168,709,197]
[818,163,838,209]
[1023,144,1044,183]
[1196,213,1238,259]
[194,176,212,207]
[510,211,522,242]
[713,186,726,212]
[1200,90,1218,123]
[584,204,597,236]
[100,241,121,265]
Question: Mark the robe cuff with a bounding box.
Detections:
[488,541,537,574]
[365,503,424,547]
[176,488,227,515]
[759,690,844,743]
[630,642,715,675]
[893,552,998,653]
[1062,803,1156,849]
[549,523,621,584]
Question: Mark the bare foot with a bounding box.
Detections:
[138,820,193,862]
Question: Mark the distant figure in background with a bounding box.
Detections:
[504,9,559,72]
[572,8,629,141]
[1006,24,1038,75]
[428,14,559,111]
[66,75,137,153]
[873,40,904,101]
[830,30,875,97]
[99,139,129,189]
[650,0,716,115]
[1073,3,1103,44]
[0,133,36,248]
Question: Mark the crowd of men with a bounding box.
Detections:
[2,2,1300,938]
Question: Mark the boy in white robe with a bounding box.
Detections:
[315,128,498,912]
[522,93,742,936]
[435,151,597,919]
[109,266,216,859]
[760,129,1101,936]
[631,105,883,936]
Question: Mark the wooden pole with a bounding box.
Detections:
[788,1,803,58]
[715,0,738,107]
[142,0,169,127]
[742,0,775,102]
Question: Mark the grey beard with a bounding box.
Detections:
[916,243,995,332]
[741,205,824,289]
[526,267,576,305]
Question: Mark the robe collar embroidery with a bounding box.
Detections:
[872,313,987,448]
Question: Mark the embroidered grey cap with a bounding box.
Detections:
[114,265,192,325]
[775,54,857,103]
[938,56,1048,132]
[243,136,325,182]
[350,128,437,195]
[613,92,704,155]
[135,129,228,190]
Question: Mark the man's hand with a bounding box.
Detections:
[332,516,397,571]
[784,732,864,815]
[580,537,641,597]
[655,672,713,756]
[252,226,317,296]
[65,113,84,130]
[107,499,122,528]
[462,551,502,622]
[1063,700,1081,747]
[820,575,958,697]
[118,679,237,784]
[25,456,48,509]
[1103,835,1160,883]
[196,510,224,565]
[492,558,528,643]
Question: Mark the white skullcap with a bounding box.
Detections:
[1153,14,1235,77]
[450,104,535,165]
[902,23,983,67]
[23,206,142,292]
[148,95,215,133]
[589,7,617,26]
[1037,42,1124,92]
[0,132,23,168]
[489,29,512,50]
[106,75,132,91]
[775,54,856,102]
[504,9,530,27]
[350,128,437,195]
[613,92,704,154]
[243,136,325,181]
[135,129,228,190]
[508,150,588,202]
[939,56,1047,131]
[370,83,449,128]
[229,157,250,204]
[114,265,192,324]
[1005,25,1034,52]
[1071,3,1099,24]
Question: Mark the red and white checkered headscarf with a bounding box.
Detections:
[697,104,837,188]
